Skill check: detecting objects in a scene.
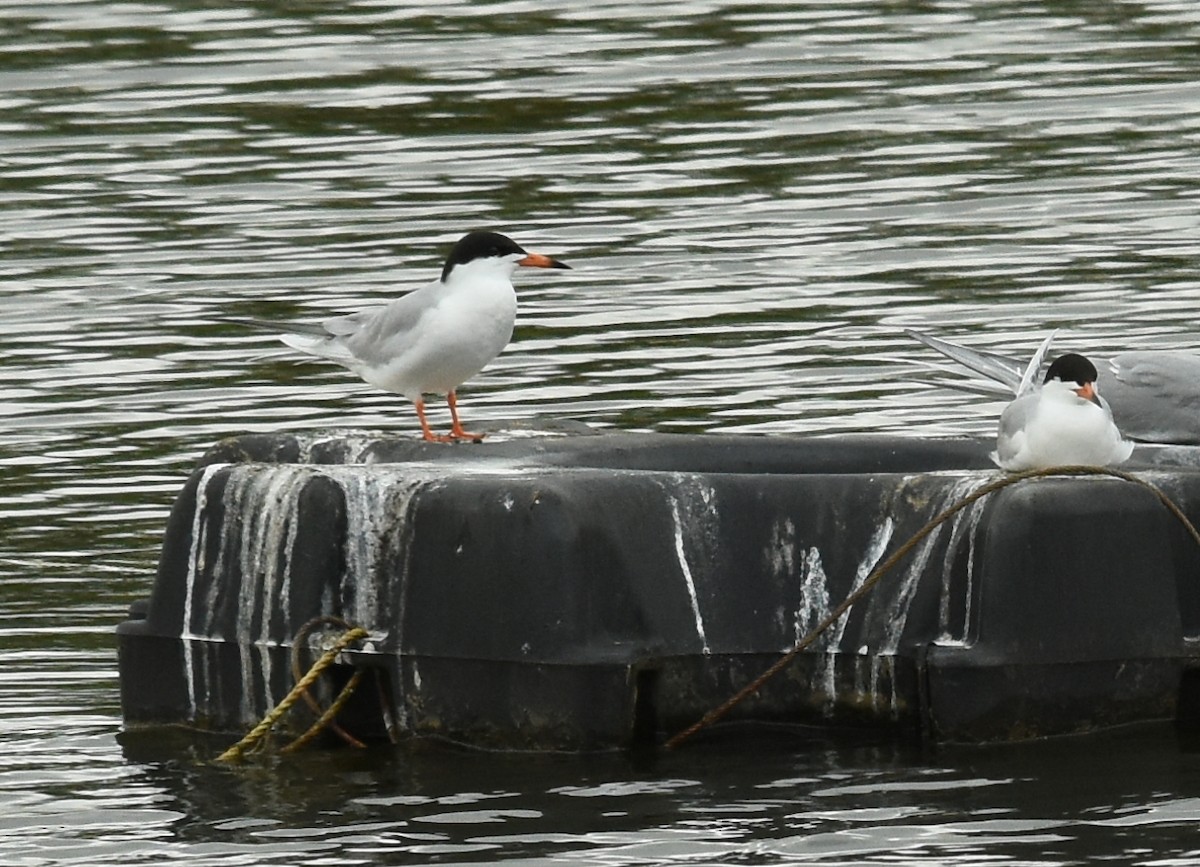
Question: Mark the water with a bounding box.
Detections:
[3,0,1200,862]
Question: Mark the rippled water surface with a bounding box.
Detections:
[4,0,1200,863]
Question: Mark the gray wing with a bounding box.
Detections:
[268,279,441,370]
[906,329,1027,395]
[332,280,442,367]
[322,307,384,337]
[1100,351,1200,444]
[994,392,1038,466]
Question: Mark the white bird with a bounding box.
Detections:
[993,350,1134,471]
[237,231,570,441]
[907,329,1200,445]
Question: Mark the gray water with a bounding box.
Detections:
[4,0,1200,863]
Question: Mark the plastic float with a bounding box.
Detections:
[116,425,1200,749]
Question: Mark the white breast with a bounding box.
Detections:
[994,383,1132,471]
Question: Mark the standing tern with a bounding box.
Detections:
[907,329,1200,445]
[236,231,570,441]
[993,350,1133,471]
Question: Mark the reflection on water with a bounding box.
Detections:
[3,0,1200,863]
[1,726,1193,865]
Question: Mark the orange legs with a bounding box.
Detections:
[412,393,485,442]
[413,398,443,442]
[447,391,485,441]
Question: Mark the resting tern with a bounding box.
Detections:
[235,231,570,441]
[907,329,1200,445]
[992,348,1133,471]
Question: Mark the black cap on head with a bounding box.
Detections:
[1044,352,1098,387]
[441,231,528,282]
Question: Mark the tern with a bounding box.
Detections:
[234,231,570,441]
[907,329,1200,445]
[993,348,1133,471]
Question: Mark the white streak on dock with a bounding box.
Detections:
[661,474,719,656]
[796,546,831,647]
[327,468,432,648]
[183,465,227,639]
[670,498,710,655]
[339,470,391,640]
[182,463,226,718]
[231,466,310,721]
[763,517,797,640]
[183,464,314,723]
[882,477,988,656]
[936,485,989,646]
[827,518,894,705]
[869,476,990,711]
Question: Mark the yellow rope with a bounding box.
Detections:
[664,465,1200,750]
[215,626,369,763]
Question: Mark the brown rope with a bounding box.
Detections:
[291,615,367,749]
[215,626,369,763]
[281,669,366,754]
[664,465,1200,750]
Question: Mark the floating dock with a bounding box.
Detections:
[117,426,1200,749]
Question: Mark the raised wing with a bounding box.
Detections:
[905,329,1028,395]
[1015,330,1057,397]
